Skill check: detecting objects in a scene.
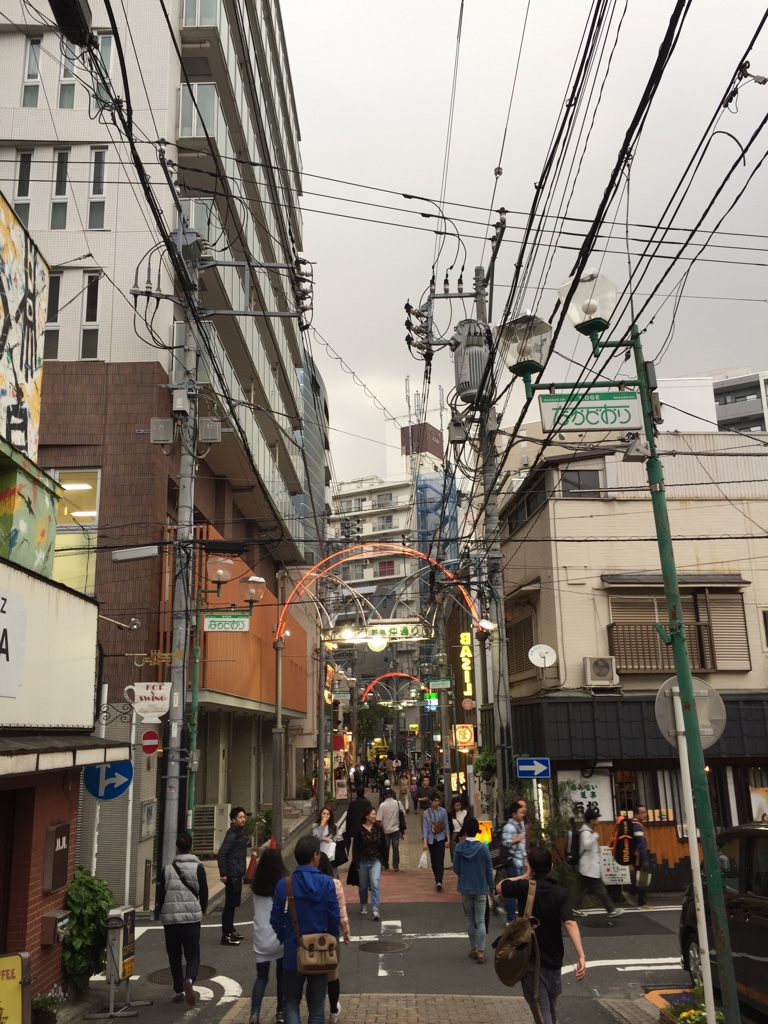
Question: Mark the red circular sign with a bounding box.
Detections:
[461,698,474,711]
[142,730,160,755]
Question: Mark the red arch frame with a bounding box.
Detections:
[360,672,421,703]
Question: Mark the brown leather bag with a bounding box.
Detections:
[286,877,338,975]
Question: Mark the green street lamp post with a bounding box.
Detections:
[504,269,740,1024]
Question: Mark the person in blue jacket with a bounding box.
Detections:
[453,816,495,964]
[270,835,340,1024]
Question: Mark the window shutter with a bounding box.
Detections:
[708,593,751,670]
[507,617,534,676]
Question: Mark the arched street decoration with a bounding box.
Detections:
[360,672,422,704]
[275,543,480,641]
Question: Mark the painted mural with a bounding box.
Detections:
[0,192,48,462]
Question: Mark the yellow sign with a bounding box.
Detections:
[476,820,493,844]
[0,952,30,1024]
[459,632,474,698]
[454,724,475,748]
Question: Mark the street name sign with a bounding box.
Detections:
[204,612,250,632]
[83,760,134,800]
[430,677,452,690]
[539,391,643,432]
[516,757,551,779]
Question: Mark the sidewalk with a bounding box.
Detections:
[218,993,529,1024]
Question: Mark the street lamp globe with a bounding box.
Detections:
[240,575,266,604]
[206,556,233,584]
[558,267,617,335]
[496,313,552,375]
[367,635,388,653]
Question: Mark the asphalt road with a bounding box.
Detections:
[107,899,690,1024]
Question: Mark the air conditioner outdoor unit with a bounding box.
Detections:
[584,656,619,688]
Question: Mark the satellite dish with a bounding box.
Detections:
[528,644,557,669]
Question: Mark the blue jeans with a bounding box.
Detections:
[282,969,328,1024]
[359,858,382,911]
[384,832,400,869]
[251,958,283,1014]
[461,893,488,952]
[505,861,522,921]
[521,962,562,1024]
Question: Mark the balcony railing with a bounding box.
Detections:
[608,622,715,673]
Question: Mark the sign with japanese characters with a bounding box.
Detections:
[321,619,432,644]
[600,846,631,885]
[539,391,643,432]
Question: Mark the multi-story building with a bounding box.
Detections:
[0,0,313,898]
[296,348,331,564]
[499,431,768,888]
[712,368,768,432]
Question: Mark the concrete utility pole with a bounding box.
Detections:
[473,267,513,799]
[162,255,199,870]
[272,568,286,847]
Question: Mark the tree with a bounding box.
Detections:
[355,701,395,750]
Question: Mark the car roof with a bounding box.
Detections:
[719,822,768,839]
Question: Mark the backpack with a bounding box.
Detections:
[610,815,633,865]
[492,879,540,989]
[565,827,581,867]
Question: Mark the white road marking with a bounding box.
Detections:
[616,965,684,972]
[378,919,404,978]
[195,987,214,1002]
[562,957,681,976]
[211,975,243,1004]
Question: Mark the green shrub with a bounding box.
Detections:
[245,809,273,847]
[473,748,497,782]
[62,866,113,996]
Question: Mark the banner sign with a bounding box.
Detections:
[539,391,643,432]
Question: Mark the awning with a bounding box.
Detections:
[0,733,131,777]
[600,573,749,588]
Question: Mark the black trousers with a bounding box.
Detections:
[163,922,201,993]
[222,876,243,936]
[428,839,446,884]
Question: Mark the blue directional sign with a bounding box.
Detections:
[83,760,134,800]
[516,757,551,779]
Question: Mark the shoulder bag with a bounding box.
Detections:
[285,876,338,975]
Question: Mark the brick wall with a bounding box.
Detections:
[0,769,81,997]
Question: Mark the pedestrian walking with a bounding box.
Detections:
[352,804,386,920]
[422,794,450,891]
[311,806,339,874]
[497,846,587,1024]
[377,788,403,870]
[409,775,419,813]
[270,836,340,1024]
[452,817,494,964]
[155,831,208,1006]
[249,849,287,1024]
[343,786,369,855]
[573,809,624,919]
[317,853,350,1024]
[629,804,651,907]
[416,776,436,825]
[448,796,468,858]
[501,800,527,921]
[397,771,410,811]
[217,805,248,945]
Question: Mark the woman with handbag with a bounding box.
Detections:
[311,806,339,877]
[317,853,350,1024]
[250,849,287,1024]
[352,805,386,921]
[448,797,468,858]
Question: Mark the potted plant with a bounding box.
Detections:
[661,988,723,1024]
[31,989,63,1024]
[62,865,113,997]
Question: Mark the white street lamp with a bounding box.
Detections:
[558,267,617,335]
[496,313,553,375]
[240,575,266,605]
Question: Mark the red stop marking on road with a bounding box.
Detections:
[142,730,160,755]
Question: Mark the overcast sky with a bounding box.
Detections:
[280,2,768,483]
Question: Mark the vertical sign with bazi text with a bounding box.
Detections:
[0,589,26,698]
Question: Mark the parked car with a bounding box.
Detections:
[679,821,768,1016]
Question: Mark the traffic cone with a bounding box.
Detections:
[269,835,277,849]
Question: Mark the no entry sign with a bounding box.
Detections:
[142,730,160,755]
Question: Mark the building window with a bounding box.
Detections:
[377,560,395,577]
[14,151,33,227]
[51,150,69,229]
[374,493,393,509]
[609,591,751,673]
[51,468,100,594]
[507,616,534,677]
[179,82,217,137]
[377,514,394,531]
[22,38,41,107]
[340,562,364,582]
[44,274,61,359]
[94,33,112,107]
[562,468,600,496]
[81,274,100,358]
[59,38,76,107]
[506,485,547,535]
[88,147,106,228]
[614,768,684,825]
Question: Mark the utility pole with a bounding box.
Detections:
[317,640,326,806]
[161,251,198,870]
[272,568,286,847]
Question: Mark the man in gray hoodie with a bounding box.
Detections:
[156,831,209,1005]
[452,817,494,964]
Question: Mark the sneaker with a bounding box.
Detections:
[476,953,486,965]
[183,981,195,1006]
[607,908,625,919]
[372,910,380,921]
[221,933,241,945]
[436,883,443,892]
[329,1000,341,1024]
[360,905,368,915]
[275,1013,283,1023]
[249,1014,260,1024]
[469,949,478,960]
[231,930,245,941]
[173,993,185,1004]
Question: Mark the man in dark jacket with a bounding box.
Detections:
[217,805,248,945]
[270,835,340,1024]
[452,817,494,963]
[156,832,208,1005]
[344,787,369,854]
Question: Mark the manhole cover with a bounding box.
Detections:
[147,965,217,985]
[358,940,408,954]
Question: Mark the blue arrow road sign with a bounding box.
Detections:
[83,760,134,800]
[516,757,551,779]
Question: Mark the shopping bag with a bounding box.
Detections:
[637,869,652,890]
[418,850,428,869]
